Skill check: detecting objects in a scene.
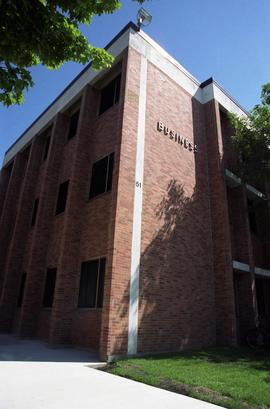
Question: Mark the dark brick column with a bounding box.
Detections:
[18,114,67,338]
[205,100,237,346]
[49,85,98,345]
[235,186,257,341]
[0,163,13,220]
[257,202,270,269]
[0,137,44,331]
[0,165,13,292]
[0,151,29,297]
[99,55,128,360]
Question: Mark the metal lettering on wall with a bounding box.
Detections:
[157,121,198,153]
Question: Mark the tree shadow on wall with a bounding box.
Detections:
[114,178,216,356]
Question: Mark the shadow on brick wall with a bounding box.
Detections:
[113,176,216,357]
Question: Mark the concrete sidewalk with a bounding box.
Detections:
[0,361,225,409]
[0,333,102,365]
[0,334,225,409]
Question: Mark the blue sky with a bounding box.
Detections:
[1,0,270,164]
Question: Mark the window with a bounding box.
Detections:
[43,268,57,308]
[89,153,114,199]
[17,273,26,308]
[247,199,257,233]
[67,110,80,140]
[31,198,39,227]
[78,258,106,308]
[99,74,121,115]
[256,279,265,316]
[43,135,51,161]
[55,180,69,215]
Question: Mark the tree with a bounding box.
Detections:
[229,83,270,200]
[0,0,145,106]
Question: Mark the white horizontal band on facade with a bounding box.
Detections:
[254,267,270,278]
[233,260,270,278]
[233,260,250,272]
[225,169,265,201]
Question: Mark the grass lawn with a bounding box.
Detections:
[106,348,270,409]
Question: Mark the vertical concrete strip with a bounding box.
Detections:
[128,56,148,355]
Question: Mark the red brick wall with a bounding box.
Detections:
[0,151,29,300]
[99,49,139,359]
[0,50,130,353]
[135,62,216,353]
[234,273,253,342]
[0,137,46,332]
[204,100,237,346]
[71,310,102,349]
[2,43,267,358]
[254,203,270,269]
[227,186,250,263]
[36,309,52,340]
[0,162,13,221]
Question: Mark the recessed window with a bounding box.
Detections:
[43,268,57,308]
[99,74,121,115]
[17,272,26,308]
[89,153,114,199]
[247,199,257,234]
[78,258,106,308]
[67,110,80,140]
[31,198,39,227]
[43,135,51,161]
[256,278,265,317]
[55,180,69,215]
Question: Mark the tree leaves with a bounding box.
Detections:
[229,83,270,194]
[0,0,146,106]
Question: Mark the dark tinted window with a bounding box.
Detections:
[97,258,106,308]
[99,74,121,115]
[89,153,114,199]
[67,110,80,140]
[78,258,106,308]
[17,273,26,308]
[56,180,69,215]
[43,135,51,161]
[256,279,265,316]
[31,198,39,227]
[248,199,257,233]
[43,268,57,308]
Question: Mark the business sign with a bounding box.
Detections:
[157,121,197,153]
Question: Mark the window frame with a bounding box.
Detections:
[247,199,258,234]
[31,197,39,227]
[42,134,51,161]
[55,180,69,215]
[17,272,27,308]
[89,152,114,200]
[98,74,121,116]
[78,257,106,309]
[42,268,57,308]
[67,109,80,141]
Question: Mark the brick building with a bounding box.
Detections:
[0,22,269,360]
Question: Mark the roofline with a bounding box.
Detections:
[4,21,248,163]
[5,21,139,157]
[200,77,249,115]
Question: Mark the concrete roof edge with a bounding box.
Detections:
[201,77,248,115]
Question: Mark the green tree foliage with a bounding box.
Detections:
[229,84,270,196]
[0,0,145,106]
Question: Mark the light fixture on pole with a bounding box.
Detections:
[137,8,152,29]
